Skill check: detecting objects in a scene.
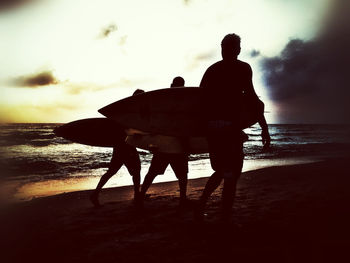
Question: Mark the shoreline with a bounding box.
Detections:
[6,156,322,202]
[2,158,350,262]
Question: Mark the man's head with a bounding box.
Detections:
[133,89,145,96]
[221,34,241,60]
[170,76,185,88]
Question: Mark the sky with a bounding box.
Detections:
[1,0,346,124]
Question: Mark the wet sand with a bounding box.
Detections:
[1,158,350,262]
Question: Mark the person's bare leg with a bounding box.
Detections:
[221,174,239,221]
[90,162,122,207]
[221,153,243,221]
[132,172,141,200]
[200,171,223,204]
[139,171,158,202]
[195,171,223,220]
[177,173,188,206]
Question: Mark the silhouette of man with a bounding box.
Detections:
[196,34,270,221]
[138,77,189,207]
[90,89,145,207]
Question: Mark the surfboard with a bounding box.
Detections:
[126,134,208,154]
[54,118,125,147]
[99,87,264,136]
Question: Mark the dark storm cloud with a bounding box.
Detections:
[262,0,350,123]
[0,0,38,11]
[11,71,58,87]
[250,49,260,58]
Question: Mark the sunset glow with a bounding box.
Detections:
[0,0,333,123]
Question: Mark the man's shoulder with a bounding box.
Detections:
[209,59,251,68]
[202,59,252,80]
[236,59,251,68]
[207,60,223,70]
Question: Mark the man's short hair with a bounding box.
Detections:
[221,34,241,49]
[133,89,145,96]
[171,76,185,87]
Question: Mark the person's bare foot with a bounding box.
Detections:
[89,193,102,208]
[193,201,206,222]
[133,191,145,210]
[179,198,192,208]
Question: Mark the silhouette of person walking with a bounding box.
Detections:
[196,34,270,221]
[138,77,189,207]
[90,89,145,207]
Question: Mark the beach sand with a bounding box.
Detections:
[1,158,350,263]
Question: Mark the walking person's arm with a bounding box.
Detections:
[244,65,271,149]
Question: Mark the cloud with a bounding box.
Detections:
[0,0,38,12]
[118,35,128,46]
[261,0,350,123]
[99,23,118,38]
[10,71,58,87]
[195,52,215,61]
[186,50,216,70]
[63,78,141,95]
[63,83,108,95]
[250,49,260,58]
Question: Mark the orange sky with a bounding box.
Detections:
[0,0,330,123]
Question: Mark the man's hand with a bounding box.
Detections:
[261,128,271,150]
[258,115,270,150]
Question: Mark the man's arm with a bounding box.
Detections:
[199,67,211,88]
[258,115,270,149]
[243,64,258,99]
[245,64,271,149]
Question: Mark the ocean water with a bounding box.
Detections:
[1,123,350,201]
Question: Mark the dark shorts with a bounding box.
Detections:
[207,121,244,174]
[109,144,141,176]
[148,153,188,176]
